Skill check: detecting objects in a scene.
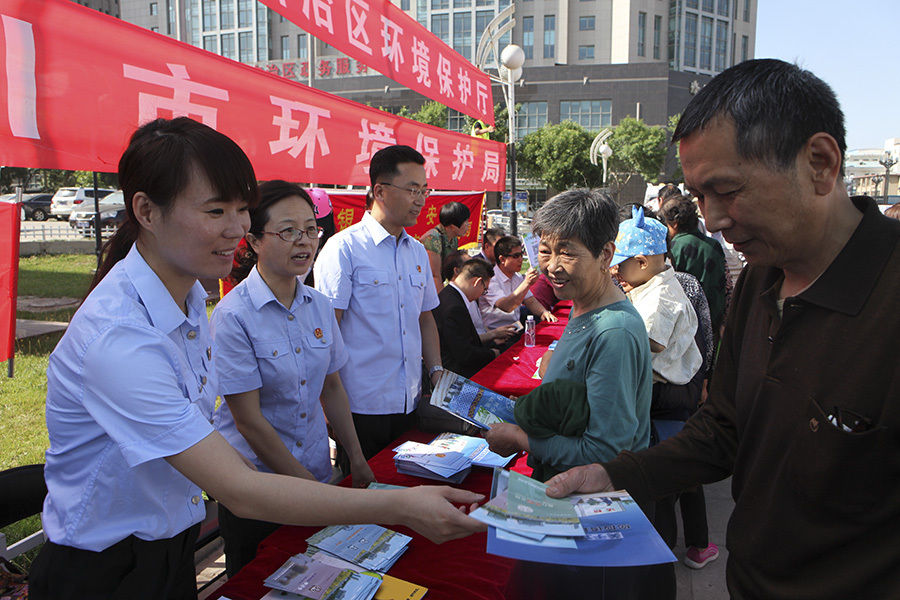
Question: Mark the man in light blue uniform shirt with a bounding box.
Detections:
[42,245,215,553]
[314,145,444,469]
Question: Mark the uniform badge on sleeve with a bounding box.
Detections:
[417,265,422,272]
[314,327,324,339]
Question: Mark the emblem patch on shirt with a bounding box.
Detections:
[206,347,212,361]
[417,265,422,272]
[314,327,324,339]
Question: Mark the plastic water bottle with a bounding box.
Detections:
[524,315,536,348]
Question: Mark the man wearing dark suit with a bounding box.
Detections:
[434,258,504,377]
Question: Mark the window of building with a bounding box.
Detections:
[744,0,751,21]
[543,15,555,59]
[686,0,698,7]
[297,33,307,59]
[257,3,268,61]
[239,31,253,62]
[432,14,449,44]
[221,32,235,60]
[417,0,428,25]
[578,45,595,60]
[476,0,493,5]
[637,12,646,57]
[432,0,449,9]
[560,100,612,130]
[447,109,467,132]
[653,15,662,59]
[579,16,595,31]
[453,12,472,60]
[684,12,698,67]
[741,34,748,62]
[401,0,410,9]
[238,0,252,28]
[715,20,727,70]
[202,0,216,31]
[166,0,175,34]
[717,0,729,16]
[280,35,290,59]
[476,11,494,51]
[522,16,534,59]
[701,0,713,12]
[700,16,713,70]
[454,0,471,7]
[203,35,217,53]
[149,2,157,16]
[516,102,548,137]
[220,0,233,28]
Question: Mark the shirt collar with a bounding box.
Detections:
[492,264,512,283]
[794,196,899,315]
[362,210,411,247]
[449,281,470,303]
[123,245,207,334]
[246,265,312,311]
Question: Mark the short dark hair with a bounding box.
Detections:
[483,227,505,245]
[439,202,471,228]
[660,196,699,232]
[494,235,523,259]
[369,145,425,187]
[458,258,494,281]
[441,250,468,282]
[533,189,618,258]
[673,59,846,176]
[620,202,657,222]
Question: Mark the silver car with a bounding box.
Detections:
[50,186,116,220]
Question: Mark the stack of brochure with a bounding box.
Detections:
[392,440,472,483]
[429,370,517,429]
[392,434,515,483]
[306,524,412,572]
[470,469,677,567]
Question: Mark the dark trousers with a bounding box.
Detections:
[217,503,280,577]
[29,523,200,600]
[335,411,415,476]
[653,486,709,549]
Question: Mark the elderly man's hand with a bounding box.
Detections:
[484,423,528,457]
[545,464,615,498]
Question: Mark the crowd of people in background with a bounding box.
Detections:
[30,57,900,600]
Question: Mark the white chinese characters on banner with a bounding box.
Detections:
[410,37,431,88]
[2,14,39,139]
[345,0,371,55]
[122,63,229,127]
[356,119,397,172]
[269,95,331,169]
[457,67,471,106]
[415,132,440,179]
[437,54,454,99]
[380,16,404,71]
[482,150,500,184]
[451,143,474,181]
[302,0,334,35]
[476,80,490,117]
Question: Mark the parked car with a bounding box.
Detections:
[21,193,53,221]
[50,186,116,220]
[68,190,125,236]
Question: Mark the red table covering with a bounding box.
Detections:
[469,302,571,398]
[210,430,533,600]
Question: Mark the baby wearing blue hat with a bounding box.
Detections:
[610,205,702,393]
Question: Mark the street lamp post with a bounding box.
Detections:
[878,151,897,204]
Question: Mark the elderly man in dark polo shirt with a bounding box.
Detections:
[544,59,900,600]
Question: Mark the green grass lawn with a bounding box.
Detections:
[17,254,95,299]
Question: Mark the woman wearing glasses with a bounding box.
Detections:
[210,180,375,576]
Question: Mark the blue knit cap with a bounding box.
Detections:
[610,205,668,266]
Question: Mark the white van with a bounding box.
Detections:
[50,186,116,220]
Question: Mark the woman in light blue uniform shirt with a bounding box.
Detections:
[211,180,374,575]
[29,118,485,600]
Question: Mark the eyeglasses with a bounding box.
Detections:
[378,181,432,199]
[261,226,324,242]
[504,252,524,259]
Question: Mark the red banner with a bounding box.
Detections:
[0,1,506,191]
[327,191,484,245]
[260,0,494,126]
[0,202,20,363]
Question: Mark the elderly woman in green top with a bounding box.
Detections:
[485,189,653,473]
[421,201,470,293]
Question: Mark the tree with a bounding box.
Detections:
[411,101,449,129]
[516,121,604,191]
[665,113,684,183]
[607,117,668,184]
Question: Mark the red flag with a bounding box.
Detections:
[0,0,506,191]
[259,0,495,125]
[0,202,20,363]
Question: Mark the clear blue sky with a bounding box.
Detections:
[755,0,900,150]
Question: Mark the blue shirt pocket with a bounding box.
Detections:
[353,267,392,313]
[253,339,297,401]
